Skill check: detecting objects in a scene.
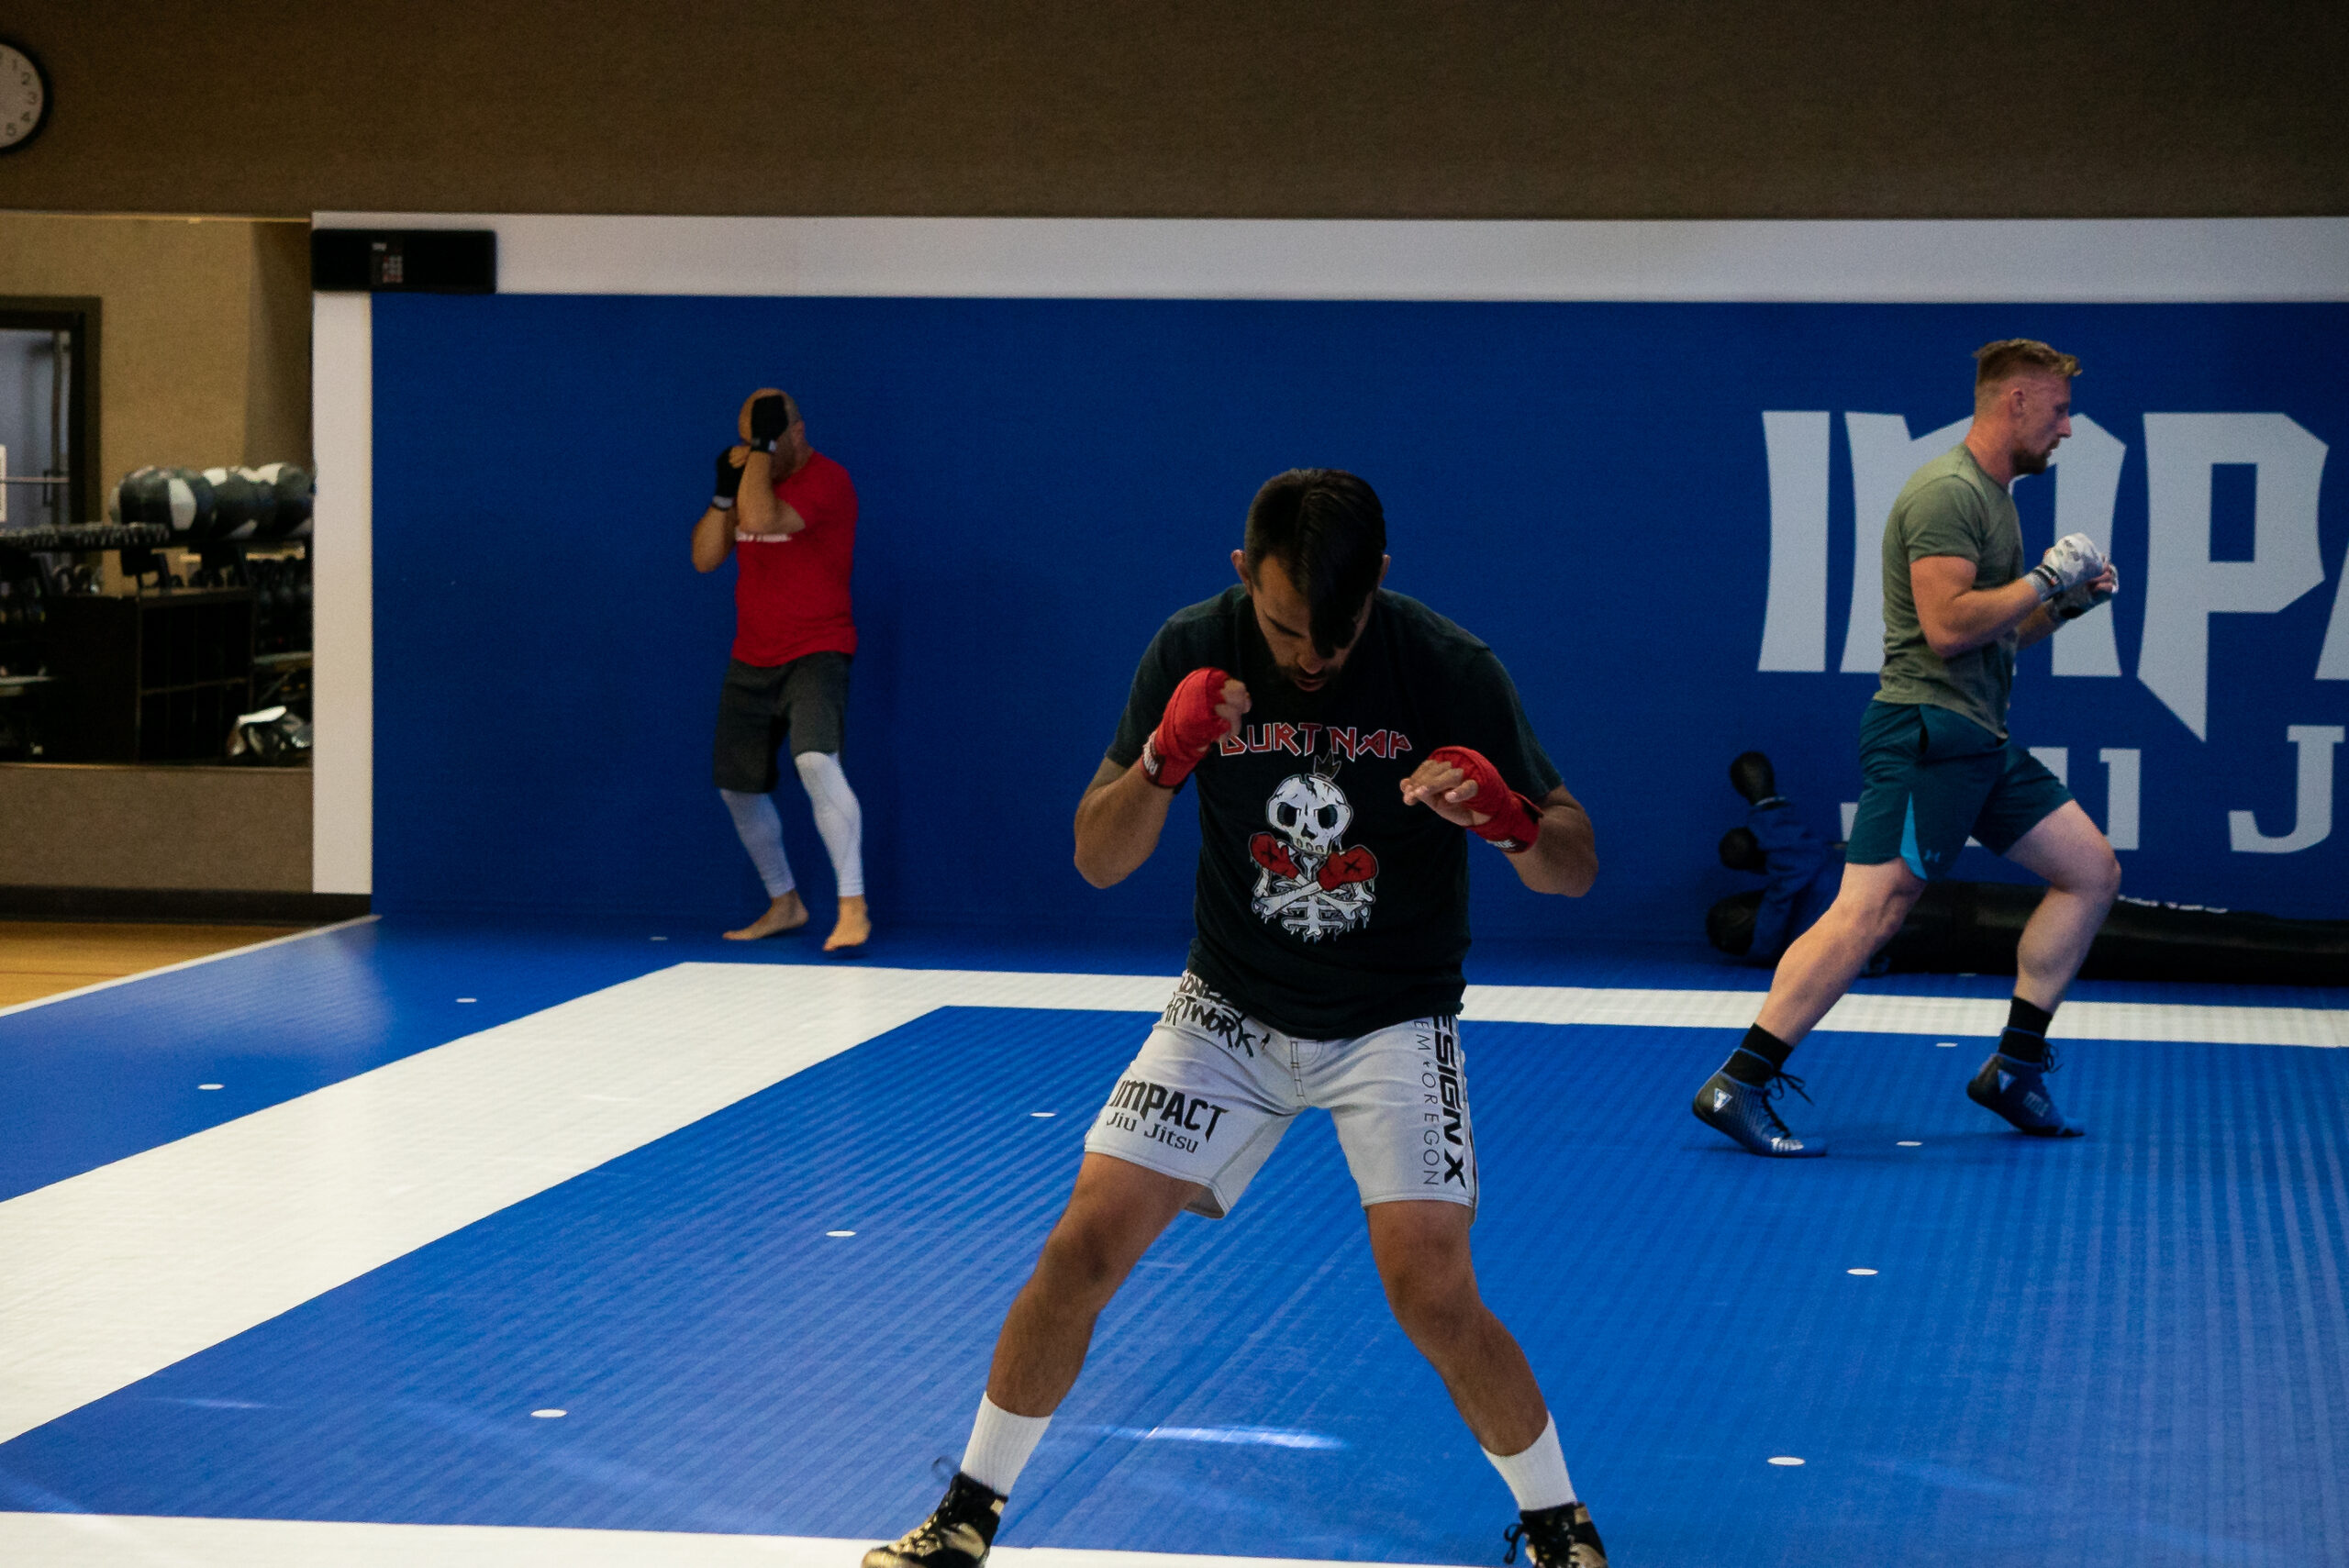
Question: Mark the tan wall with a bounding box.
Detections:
[0,764,311,891]
[0,2,2343,221]
[0,214,312,509]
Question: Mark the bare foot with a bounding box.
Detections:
[725,892,809,940]
[823,895,871,954]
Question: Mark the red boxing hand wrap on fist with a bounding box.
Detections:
[1141,667,1235,790]
[1425,745,1542,852]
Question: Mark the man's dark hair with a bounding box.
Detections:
[1241,469,1387,658]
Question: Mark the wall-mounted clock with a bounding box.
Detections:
[0,41,49,154]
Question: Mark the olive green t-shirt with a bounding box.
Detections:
[1876,443,2022,739]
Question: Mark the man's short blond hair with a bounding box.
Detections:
[1974,339,2081,403]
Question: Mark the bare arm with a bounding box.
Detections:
[2013,602,2063,649]
[1073,757,1179,888]
[1074,675,1251,887]
[733,449,807,538]
[691,501,736,573]
[1914,554,2119,657]
[1910,555,2043,658]
[1515,784,1598,895]
[691,445,750,572]
[1401,760,1598,897]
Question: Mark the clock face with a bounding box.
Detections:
[0,43,48,153]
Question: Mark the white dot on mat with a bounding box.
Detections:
[826,1229,856,1238]
[1898,1140,1922,1147]
[1935,1040,1957,1048]
[1767,1455,1805,1466]
[198,1083,223,1091]
[1030,1111,1056,1118]
[456,997,477,1004]
[1847,1268,1879,1276]
[530,1408,566,1418]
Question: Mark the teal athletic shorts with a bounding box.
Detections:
[1844,699,2073,880]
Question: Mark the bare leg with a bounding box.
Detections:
[1753,858,1925,1046]
[724,891,808,940]
[985,1153,1200,1416]
[1366,1200,1547,1455]
[1999,801,2122,1010]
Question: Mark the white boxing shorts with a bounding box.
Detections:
[1083,972,1478,1219]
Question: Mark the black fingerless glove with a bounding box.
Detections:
[748,394,789,450]
[713,448,744,509]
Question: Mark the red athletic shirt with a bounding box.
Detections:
[731,450,858,666]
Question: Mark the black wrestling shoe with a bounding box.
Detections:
[1503,1500,1608,1566]
[1729,750,1779,806]
[863,1472,1006,1568]
[1967,1047,2087,1138]
[1694,1065,1827,1157]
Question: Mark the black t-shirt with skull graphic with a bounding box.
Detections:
[1107,585,1563,1039]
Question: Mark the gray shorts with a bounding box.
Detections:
[1083,973,1478,1219]
[712,651,851,792]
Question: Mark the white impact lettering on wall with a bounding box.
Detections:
[1763,408,2339,859]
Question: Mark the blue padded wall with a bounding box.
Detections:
[371,297,2349,939]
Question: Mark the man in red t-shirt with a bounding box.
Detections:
[691,388,869,952]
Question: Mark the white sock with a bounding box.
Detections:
[959,1394,1051,1496]
[718,788,795,898]
[1484,1415,1575,1512]
[794,751,865,899]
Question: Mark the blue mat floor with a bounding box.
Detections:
[5,967,2345,1566]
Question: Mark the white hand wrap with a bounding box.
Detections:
[2054,559,2120,620]
[2029,532,2107,601]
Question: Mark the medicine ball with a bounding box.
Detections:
[202,467,264,540]
[249,462,314,539]
[114,466,213,536]
[236,467,281,538]
[111,466,163,527]
[156,468,216,537]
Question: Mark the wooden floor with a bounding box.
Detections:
[0,922,306,1008]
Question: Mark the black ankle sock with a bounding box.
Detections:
[2008,996,2054,1037]
[1723,1024,1793,1085]
[1998,997,2054,1064]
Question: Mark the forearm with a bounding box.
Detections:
[1508,791,1597,896]
[691,506,734,572]
[1927,580,2043,657]
[1074,763,1177,887]
[2013,603,2061,649]
[734,451,777,531]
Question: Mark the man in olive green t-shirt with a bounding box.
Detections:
[1694,339,2123,1158]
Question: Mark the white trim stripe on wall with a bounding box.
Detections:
[313,215,2349,302]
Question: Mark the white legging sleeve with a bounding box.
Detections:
[794,751,865,899]
[718,788,796,898]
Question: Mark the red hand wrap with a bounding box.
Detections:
[1425,746,1542,852]
[1141,667,1234,789]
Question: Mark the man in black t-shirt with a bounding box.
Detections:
[865,472,1607,1568]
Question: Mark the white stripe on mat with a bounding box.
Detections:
[2,963,2339,1453]
[0,1513,1455,1568]
[1460,985,2349,1047]
[0,965,1176,1447]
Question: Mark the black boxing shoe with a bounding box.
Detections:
[1503,1501,1608,1566]
[863,1473,1005,1568]
[1967,1046,2087,1138]
[1730,751,1780,806]
[1694,1064,1827,1157]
